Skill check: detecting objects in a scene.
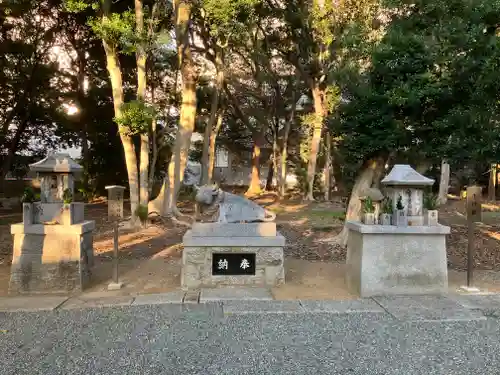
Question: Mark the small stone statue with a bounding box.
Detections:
[194,185,276,223]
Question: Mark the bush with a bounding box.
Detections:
[134,204,149,224]
[21,187,36,203]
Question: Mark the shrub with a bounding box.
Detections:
[362,197,375,213]
[424,193,438,210]
[21,187,36,203]
[63,189,73,204]
[382,197,393,214]
[135,204,149,224]
[396,195,404,210]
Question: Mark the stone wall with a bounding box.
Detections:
[345,221,449,297]
[9,223,95,294]
[182,240,285,289]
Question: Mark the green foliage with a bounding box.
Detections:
[135,204,149,223]
[0,1,73,166]
[382,197,393,214]
[63,0,99,13]
[89,11,137,53]
[21,187,36,203]
[293,165,323,196]
[362,196,375,213]
[78,185,98,203]
[201,0,259,38]
[332,0,500,170]
[396,195,404,210]
[189,140,204,162]
[115,100,156,136]
[63,189,73,204]
[424,193,438,210]
[324,85,342,114]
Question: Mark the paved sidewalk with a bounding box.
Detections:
[1,292,500,375]
[1,288,500,322]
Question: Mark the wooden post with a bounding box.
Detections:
[465,186,482,289]
[113,220,119,284]
[105,185,126,290]
[488,163,496,201]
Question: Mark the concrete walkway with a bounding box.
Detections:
[1,288,500,321]
[2,290,500,374]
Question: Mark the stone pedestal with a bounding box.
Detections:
[9,221,95,294]
[345,221,450,297]
[181,222,285,289]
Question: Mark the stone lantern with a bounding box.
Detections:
[381,164,435,226]
[33,153,80,203]
[9,153,95,294]
[344,164,450,297]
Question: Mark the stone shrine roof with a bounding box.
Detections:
[29,153,83,173]
[381,164,434,186]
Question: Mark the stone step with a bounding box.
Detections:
[199,287,273,303]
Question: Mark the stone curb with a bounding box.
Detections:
[0,296,69,313]
[1,293,499,320]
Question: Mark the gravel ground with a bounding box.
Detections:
[0,304,499,375]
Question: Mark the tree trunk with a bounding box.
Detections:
[246,129,264,196]
[102,0,139,222]
[148,73,157,197]
[135,0,149,208]
[416,161,431,174]
[201,49,224,185]
[139,134,149,206]
[162,0,197,215]
[334,156,386,246]
[81,128,90,188]
[270,125,279,192]
[488,163,496,201]
[266,156,274,191]
[437,159,450,205]
[0,115,29,187]
[280,90,296,197]
[208,111,223,184]
[324,130,332,201]
[331,151,345,193]
[306,83,325,201]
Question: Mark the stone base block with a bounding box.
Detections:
[9,221,95,294]
[182,229,285,289]
[345,221,450,297]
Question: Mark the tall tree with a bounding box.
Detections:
[65,0,171,224]
[0,0,69,188]
[329,0,500,245]
[266,0,380,200]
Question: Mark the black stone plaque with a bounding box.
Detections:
[212,253,256,275]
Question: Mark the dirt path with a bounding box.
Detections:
[1,196,500,297]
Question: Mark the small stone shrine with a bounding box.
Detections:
[382,164,435,226]
[9,153,95,294]
[345,164,450,297]
[181,185,285,289]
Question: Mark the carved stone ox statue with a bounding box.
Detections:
[194,185,276,223]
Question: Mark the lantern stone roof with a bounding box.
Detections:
[381,164,434,186]
[29,153,83,173]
